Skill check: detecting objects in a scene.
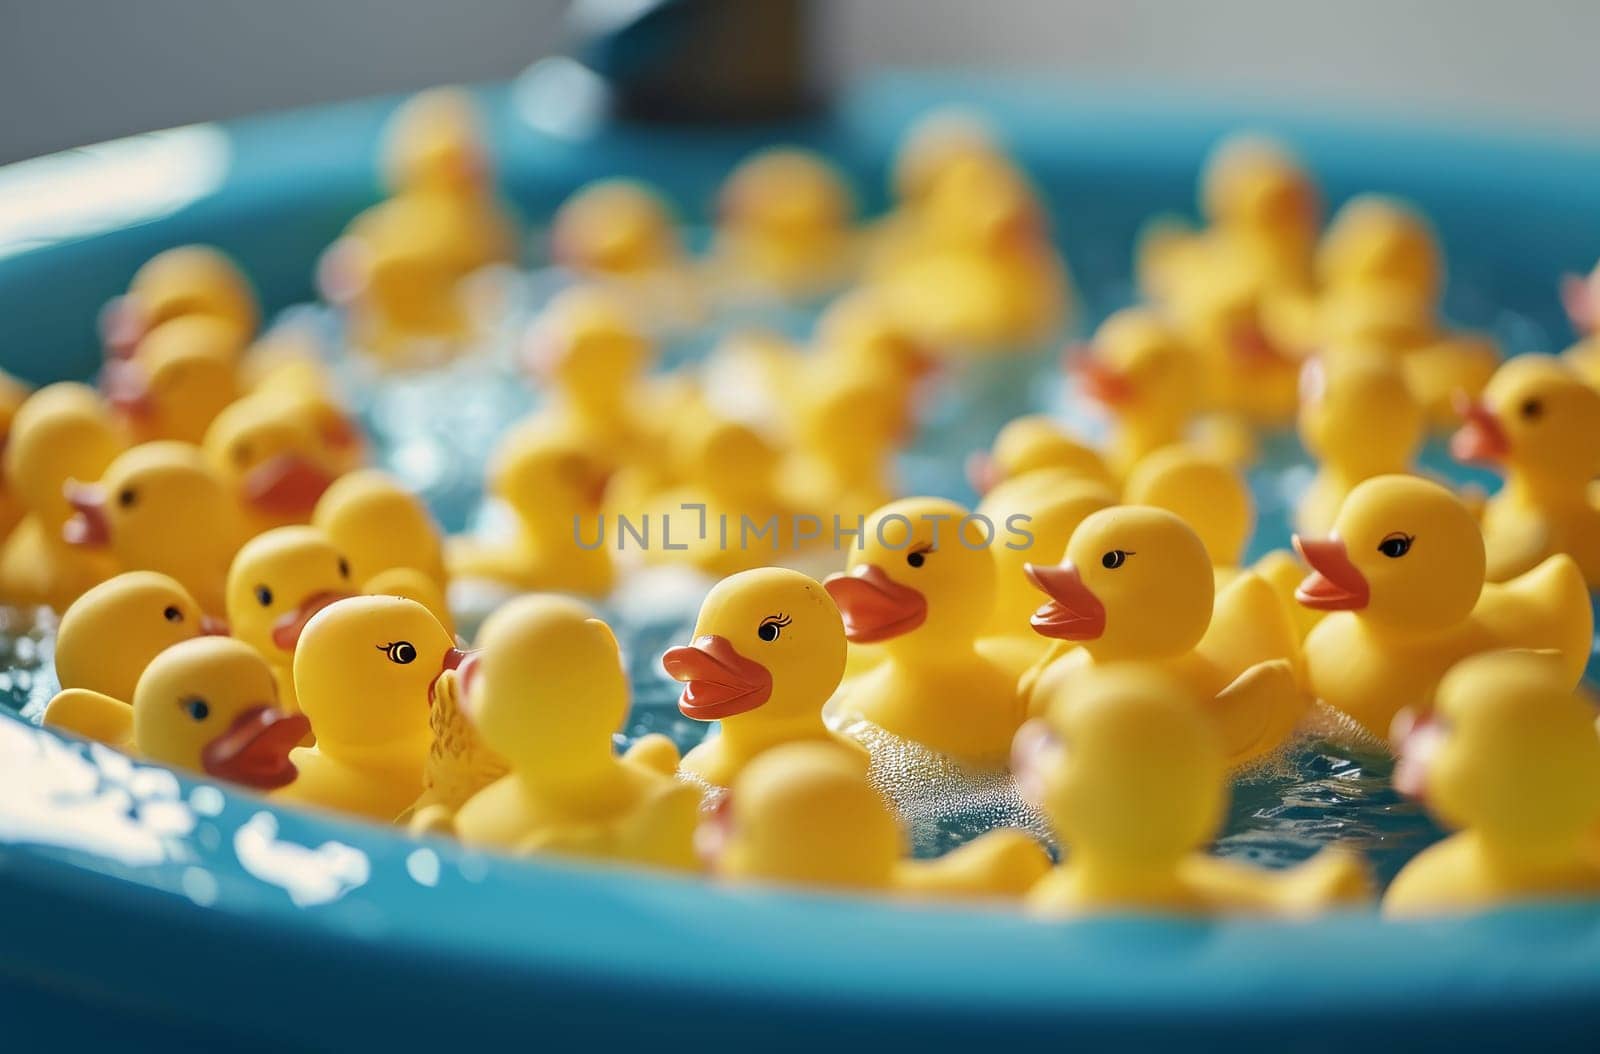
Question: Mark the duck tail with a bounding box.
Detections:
[1481,554,1592,685]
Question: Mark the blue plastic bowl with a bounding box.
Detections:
[3,75,1600,1051]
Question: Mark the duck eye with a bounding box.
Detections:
[232,443,252,467]
[163,605,184,623]
[1520,398,1542,420]
[1101,549,1132,570]
[184,698,210,721]
[381,641,418,664]
[337,557,350,579]
[756,614,791,643]
[906,546,931,569]
[254,584,273,606]
[118,488,136,508]
[1377,533,1414,559]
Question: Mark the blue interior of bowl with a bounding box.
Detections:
[3,73,1600,1050]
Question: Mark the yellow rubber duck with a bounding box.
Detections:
[1071,308,1202,478]
[662,567,866,787]
[1296,350,1424,537]
[975,469,1116,668]
[1122,446,1254,586]
[281,595,457,821]
[99,245,259,359]
[403,649,506,825]
[1385,650,1600,916]
[53,571,226,705]
[225,526,357,712]
[1023,506,1305,767]
[965,415,1112,496]
[45,636,308,791]
[447,420,613,596]
[311,469,446,593]
[705,741,1051,899]
[1293,475,1592,738]
[1018,664,1370,916]
[449,595,700,870]
[0,383,124,609]
[1167,260,1302,424]
[1450,354,1600,585]
[812,289,938,391]
[547,179,701,327]
[61,441,242,615]
[713,147,856,301]
[100,316,242,445]
[0,369,34,539]
[202,390,343,536]
[823,497,1025,762]
[1317,196,1443,304]
[784,366,905,521]
[520,285,656,469]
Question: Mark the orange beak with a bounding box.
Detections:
[61,481,111,547]
[99,295,149,360]
[200,705,311,790]
[243,453,336,518]
[430,646,471,703]
[100,359,154,419]
[1229,318,1283,366]
[661,634,774,721]
[1562,272,1597,334]
[1389,707,1444,801]
[1449,396,1510,463]
[823,564,928,644]
[200,614,230,636]
[269,591,352,653]
[1024,561,1106,640]
[1293,534,1370,611]
[1073,356,1135,407]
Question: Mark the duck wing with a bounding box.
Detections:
[42,689,134,750]
[1471,554,1592,686]
[1209,659,1305,767]
[1195,570,1302,686]
[895,828,1052,900]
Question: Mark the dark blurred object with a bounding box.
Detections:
[569,0,818,122]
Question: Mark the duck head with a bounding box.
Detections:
[707,741,899,890]
[1294,475,1484,633]
[1316,195,1441,302]
[55,571,224,702]
[549,179,682,276]
[292,595,454,752]
[101,245,258,360]
[520,286,652,412]
[226,526,355,663]
[466,595,627,780]
[1014,664,1225,872]
[133,636,306,789]
[1025,505,1214,662]
[1074,308,1199,426]
[490,422,611,522]
[203,392,339,523]
[967,415,1111,495]
[310,468,446,587]
[62,441,233,570]
[1395,650,1600,851]
[1201,135,1319,245]
[977,471,1115,635]
[1451,354,1600,484]
[1298,351,1424,478]
[380,87,490,196]
[1123,448,1252,570]
[824,497,994,655]
[718,148,854,245]
[4,383,124,533]
[664,567,846,724]
[101,317,241,444]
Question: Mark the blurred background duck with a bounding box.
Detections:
[1070,308,1205,479]
[0,370,34,539]
[202,390,346,536]
[99,245,259,360]
[99,315,242,445]
[965,414,1111,496]
[0,383,125,609]
[710,147,858,303]
[547,179,702,328]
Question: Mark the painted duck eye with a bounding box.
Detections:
[184,697,210,721]
[118,488,136,508]
[906,545,931,569]
[163,605,184,623]
[757,614,791,642]
[337,557,350,579]
[1101,549,1132,570]
[1377,533,1414,559]
[1520,399,1543,420]
[380,641,418,664]
[254,585,273,606]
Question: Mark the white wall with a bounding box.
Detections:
[2,0,1596,164]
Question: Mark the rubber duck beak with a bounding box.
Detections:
[822,564,929,644]
[99,359,154,418]
[1292,534,1371,611]
[61,481,111,547]
[1228,318,1284,366]
[1448,396,1510,463]
[98,295,148,360]
[200,614,230,636]
[1389,708,1443,801]
[269,591,352,652]
[1561,273,1596,334]
[1024,561,1106,640]
[200,704,310,790]
[661,634,774,720]
[242,453,336,517]
[430,646,474,704]
[1073,355,1135,407]
[964,451,999,495]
